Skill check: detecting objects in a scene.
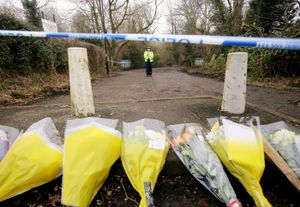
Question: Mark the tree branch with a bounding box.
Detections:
[136,0,159,33]
[114,0,129,32]
[111,0,127,11]
[73,0,96,30]
[226,0,232,13]
[37,0,52,9]
[108,0,115,32]
[115,40,130,59]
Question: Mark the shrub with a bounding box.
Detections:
[0,13,105,75]
[0,13,58,74]
[203,53,226,74]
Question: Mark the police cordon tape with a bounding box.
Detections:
[0,30,300,50]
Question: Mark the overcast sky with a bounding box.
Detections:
[0,0,170,33]
[0,0,77,12]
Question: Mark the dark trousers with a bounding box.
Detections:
[145,61,153,76]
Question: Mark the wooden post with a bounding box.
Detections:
[68,47,95,117]
[221,52,248,114]
[263,137,300,192]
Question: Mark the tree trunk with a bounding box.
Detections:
[233,0,244,35]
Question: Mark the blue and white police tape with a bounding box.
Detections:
[0,30,299,50]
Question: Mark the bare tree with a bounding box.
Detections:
[211,0,246,35]
[72,0,101,33]
[73,0,160,62]
[166,1,177,34]
[37,0,53,9]
[72,10,94,32]
[114,0,160,59]
[171,0,213,34]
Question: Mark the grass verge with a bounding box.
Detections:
[185,67,300,93]
[0,71,104,106]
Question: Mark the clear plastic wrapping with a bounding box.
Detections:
[167,123,240,207]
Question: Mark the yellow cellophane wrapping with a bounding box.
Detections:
[209,120,272,207]
[121,125,169,207]
[62,126,121,207]
[0,132,62,201]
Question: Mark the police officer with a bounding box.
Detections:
[144,46,154,77]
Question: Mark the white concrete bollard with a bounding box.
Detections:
[68,47,95,117]
[221,52,248,114]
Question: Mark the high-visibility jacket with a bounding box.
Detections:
[144,50,154,62]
